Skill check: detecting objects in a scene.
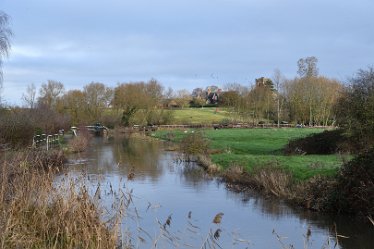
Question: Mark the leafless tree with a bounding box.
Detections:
[0,11,12,104]
[38,80,65,110]
[22,83,37,109]
[297,56,319,78]
[273,69,285,127]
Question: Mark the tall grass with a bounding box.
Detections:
[0,150,120,249]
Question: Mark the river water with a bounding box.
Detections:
[57,136,373,249]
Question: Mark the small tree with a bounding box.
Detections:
[22,83,37,109]
[113,80,163,126]
[335,67,374,148]
[272,69,285,127]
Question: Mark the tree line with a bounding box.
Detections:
[2,9,374,151]
[7,56,345,128]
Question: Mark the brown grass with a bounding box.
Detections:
[222,162,294,198]
[0,150,119,249]
[249,164,294,198]
[68,128,91,153]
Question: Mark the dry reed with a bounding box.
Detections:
[0,150,119,249]
[68,135,89,152]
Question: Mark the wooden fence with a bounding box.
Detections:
[157,124,334,129]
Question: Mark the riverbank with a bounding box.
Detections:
[152,128,373,216]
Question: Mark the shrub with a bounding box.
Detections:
[100,113,121,129]
[284,129,349,155]
[330,149,374,215]
[180,131,209,156]
[0,107,70,148]
[335,67,374,151]
[294,176,337,211]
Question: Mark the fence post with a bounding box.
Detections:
[46,135,49,151]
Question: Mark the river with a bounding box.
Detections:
[56,136,373,249]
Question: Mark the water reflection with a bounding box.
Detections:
[61,136,373,249]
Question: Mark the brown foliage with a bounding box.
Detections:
[0,107,70,148]
[0,151,119,248]
[250,164,294,198]
[68,128,91,153]
[294,176,337,211]
[180,131,209,156]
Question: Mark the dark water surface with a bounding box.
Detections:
[56,137,373,249]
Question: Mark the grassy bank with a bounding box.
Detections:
[154,128,374,216]
[154,128,343,181]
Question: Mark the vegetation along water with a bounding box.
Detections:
[1,9,374,248]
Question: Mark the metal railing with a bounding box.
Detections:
[32,133,61,150]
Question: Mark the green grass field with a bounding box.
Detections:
[154,128,344,181]
[171,107,230,124]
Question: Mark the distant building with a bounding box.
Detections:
[205,85,221,104]
[255,77,275,91]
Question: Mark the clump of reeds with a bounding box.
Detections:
[222,164,246,183]
[68,128,91,153]
[197,154,220,173]
[248,163,293,198]
[0,151,119,249]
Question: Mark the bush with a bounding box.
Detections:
[335,67,374,151]
[180,131,209,156]
[284,129,349,155]
[330,149,374,215]
[294,176,337,211]
[99,113,121,129]
[0,107,70,148]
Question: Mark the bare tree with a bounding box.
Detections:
[175,89,191,108]
[273,69,285,127]
[223,82,248,95]
[38,80,65,110]
[0,11,12,104]
[297,56,319,78]
[164,86,174,100]
[22,83,37,108]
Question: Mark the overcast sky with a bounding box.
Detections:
[1,0,374,105]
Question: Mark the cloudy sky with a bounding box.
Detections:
[1,0,374,105]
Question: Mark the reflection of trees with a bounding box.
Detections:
[67,137,164,182]
[66,138,373,249]
[178,163,214,191]
[112,136,163,181]
[224,185,374,249]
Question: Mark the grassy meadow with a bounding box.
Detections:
[154,128,344,181]
[171,107,231,124]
